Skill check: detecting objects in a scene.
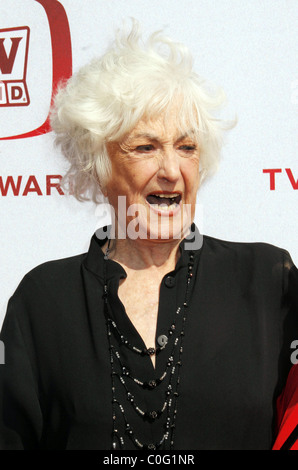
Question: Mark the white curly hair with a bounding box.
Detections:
[50,20,232,203]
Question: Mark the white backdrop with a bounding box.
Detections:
[0,0,297,326]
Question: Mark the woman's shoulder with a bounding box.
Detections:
[8,252,88,309]
[2,252,89,335]
[202,233,291,263]
[22,252,87,287]
[200,234,296,296]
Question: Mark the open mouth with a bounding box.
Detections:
[146,192,182,211]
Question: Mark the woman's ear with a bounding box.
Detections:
[101,179,110,198]
[101,184,108,198]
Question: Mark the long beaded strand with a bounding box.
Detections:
[103,241,194,450]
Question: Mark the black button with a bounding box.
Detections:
[164,275,175,287]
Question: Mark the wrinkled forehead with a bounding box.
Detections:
[126,123,197,144]
[114,101,200,146]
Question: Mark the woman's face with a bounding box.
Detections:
[104,105,200,242]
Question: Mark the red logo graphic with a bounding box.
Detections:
[0,0,72,140]
[0,175,64,196]
[0,26,30,106]
[263,168,298,190]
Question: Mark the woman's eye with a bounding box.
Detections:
[179,145,196,152]
[135,145,155,153]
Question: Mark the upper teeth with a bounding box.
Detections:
[152,193,180,198]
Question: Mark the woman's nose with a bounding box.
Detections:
[157,150,180,183]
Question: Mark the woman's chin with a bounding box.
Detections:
[114,201,193,242]
[131,218,190,243]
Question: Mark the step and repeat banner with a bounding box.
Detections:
[0,0,297,325]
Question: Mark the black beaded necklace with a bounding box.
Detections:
[103,239,195,450]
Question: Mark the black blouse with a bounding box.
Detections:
[0,228,298,450]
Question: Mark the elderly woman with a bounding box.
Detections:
[0,23,298,451]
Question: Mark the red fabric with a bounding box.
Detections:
[273,365,298,450]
